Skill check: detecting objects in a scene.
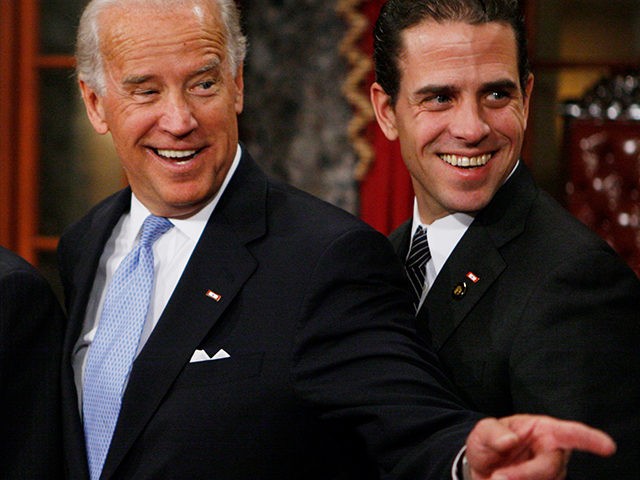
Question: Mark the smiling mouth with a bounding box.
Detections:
[439,153,492,168]
[154,148,200,162]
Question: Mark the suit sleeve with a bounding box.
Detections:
[510,247,640,478]
[0,265,65,478]
[290,227,482,479]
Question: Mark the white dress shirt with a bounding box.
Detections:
[408,203,474,309]
[72,145,242,404]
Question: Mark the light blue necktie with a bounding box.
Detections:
[83,214,173,480]
[406,226,430,313]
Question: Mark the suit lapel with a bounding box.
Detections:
[388,220,412,261]
[421,225,506,350]
[416,163,537,351]
[102,151,267,478]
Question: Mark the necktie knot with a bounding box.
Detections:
[139,215,173,248]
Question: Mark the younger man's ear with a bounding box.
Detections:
[370,82,399,141]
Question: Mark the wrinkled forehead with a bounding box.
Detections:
[98,1,225,60]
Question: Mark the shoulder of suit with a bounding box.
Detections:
[267,179,373,234]
[60,188,129,239]
[0,247,47,286]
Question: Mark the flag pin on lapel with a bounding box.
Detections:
[452,272,479,300]
[205,289,222,302]
[466,271,480,283]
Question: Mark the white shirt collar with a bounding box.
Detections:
[410,202,474,284]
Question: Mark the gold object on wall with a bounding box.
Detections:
[336,0,375,180]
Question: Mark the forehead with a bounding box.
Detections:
[99,2,227,72]
[398,20,519,86]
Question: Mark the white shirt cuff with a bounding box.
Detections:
[452,446,471,480]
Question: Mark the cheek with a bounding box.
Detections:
[414,113,449,148]
[397,121,444,171]
[494,106,527,139]
[105,97,158,136]
[402,147,440,192]
[399,120,435,153]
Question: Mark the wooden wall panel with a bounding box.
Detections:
[16,0,40,263]
[0,2,17,248]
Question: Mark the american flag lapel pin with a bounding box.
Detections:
[205,289,222,302]
[466,271,480,283]
[453,272,480,300]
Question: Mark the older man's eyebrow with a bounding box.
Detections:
[121,59,222,86]
[122,74,155,85]
[192,58,222,76]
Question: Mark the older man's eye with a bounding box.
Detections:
[190,79,219,96]
[134,89,157,95]
[130,88,160,102]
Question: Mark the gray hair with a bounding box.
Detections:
[76,0,247,95]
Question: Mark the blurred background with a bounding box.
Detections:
[1,0,639,296]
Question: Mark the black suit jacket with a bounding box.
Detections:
[0,247,64,478]
[389,163,640,478]
[58,151,479,479]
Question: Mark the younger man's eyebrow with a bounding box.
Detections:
[481,79,519,92]
[414,84,458,97]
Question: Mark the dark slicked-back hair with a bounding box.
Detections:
[374,0,530,104]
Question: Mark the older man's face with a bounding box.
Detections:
[80,2,243,218]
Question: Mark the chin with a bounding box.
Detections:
[449,194,493,214]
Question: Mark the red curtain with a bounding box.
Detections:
[357,1,414,235]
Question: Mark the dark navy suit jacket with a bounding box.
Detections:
[390,163,640,478]
[0,247,64,478]
[58,150,480,479]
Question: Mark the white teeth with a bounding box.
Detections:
[440,153,492,168]
[157,149,197,159]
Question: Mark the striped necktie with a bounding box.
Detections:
[405,226,431,313]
